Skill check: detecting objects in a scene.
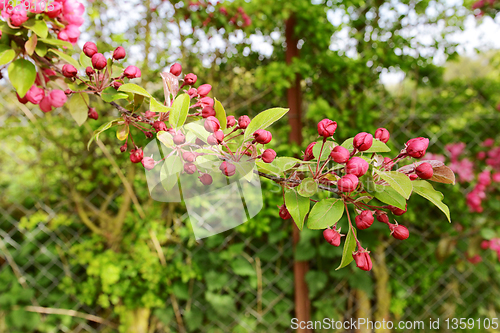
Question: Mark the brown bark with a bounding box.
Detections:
[354,289,372,333]
[286,14,310,332]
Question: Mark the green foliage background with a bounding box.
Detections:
[1,0,500,332]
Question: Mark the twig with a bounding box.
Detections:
[24,306,117,328]
[255,171,339,194]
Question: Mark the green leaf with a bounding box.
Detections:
[161,155,182,191]
[150,98,172,113]
[38,38,73,48]
[230,258,255,276]
[100,87,129,102]
[336,227,357,270]
[8,59,37,97]
[284,189,310,230]
[372,185,407,210]
[480,228,496,240]
[342,137,391,153]
[256,161,282,176]
[312,141,336,161]
[412,180,451,222]
[297,178,318,197]
[118,83,152,97]
[34,42,47,57]
[23,19,48,38]
[87,119,120,150]
[214,98,227,130]
[307,198,345,229]
[0,49,16,66]
[243,107,289,140]
[48,48,80,68]
[68,93,90,126]
[273,157,302,172]
[79,51,92,69]
[169,93,190,129]
[374,169,412,200]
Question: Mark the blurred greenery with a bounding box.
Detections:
[1,0,500,332]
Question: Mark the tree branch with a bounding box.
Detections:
[24,306,117,328]
[255,171,340,194]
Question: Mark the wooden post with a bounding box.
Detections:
[286,15,311,332]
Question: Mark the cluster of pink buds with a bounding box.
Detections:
[1,0,85,43]
[115,62,277,187]
[292,118,434,271]
[17,72,67,112]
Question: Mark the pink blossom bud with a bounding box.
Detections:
[85,66,95,77]
[330,146,350,163]
[337,174,359,192]
[279,205,291,219]
[111,81,122,90]
[153,121,168,132]
[202,106,216,118]
[184,163,197,174]
[376,210,389,224]
[345,157,369,177]
[353,132,373,151]
[406,137,430,159]
[91,53,107,70]
[374,128,390,143]
[124,65,141,79]
[184,73,197,85]
[87,107,98,120]
[481,240,490,250]
[214,130,224,144]
[238,115,251,129]
[200,96,214,107]
[182,152,197,163]
[49,90,67,108]
[173,133,186,145]
[199,173,213,185]
[353,248,372,271]
[26,85,45,105]
[355,211,374,230]
[408,174,418,181]
[389,205,407,216]
[10,10,28,27]
[170,63,182,76]
[112,46,126,60]
[83,42,98,58]
[416,162,433,180]
[39,96,53,113]
[62,64,78,78]
[303,142,316,161]
[204,116,220,133]
[220,161,236,176]
[262,149,277,163]
[207,134,218,146]
[142,157,156,170]
[253,129,272,144]
[187,88,198,98]
[46,1,63,18]
[227,116,236,128]
[120,144,128,153]
[390,224,409,240]
[197,84,212,97]
[130,148,144,163]
[323,228,342,246]
[317,119,337,137]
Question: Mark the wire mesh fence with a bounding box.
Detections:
[1,76,499,333]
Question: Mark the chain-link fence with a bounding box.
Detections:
[1,76,499,333]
